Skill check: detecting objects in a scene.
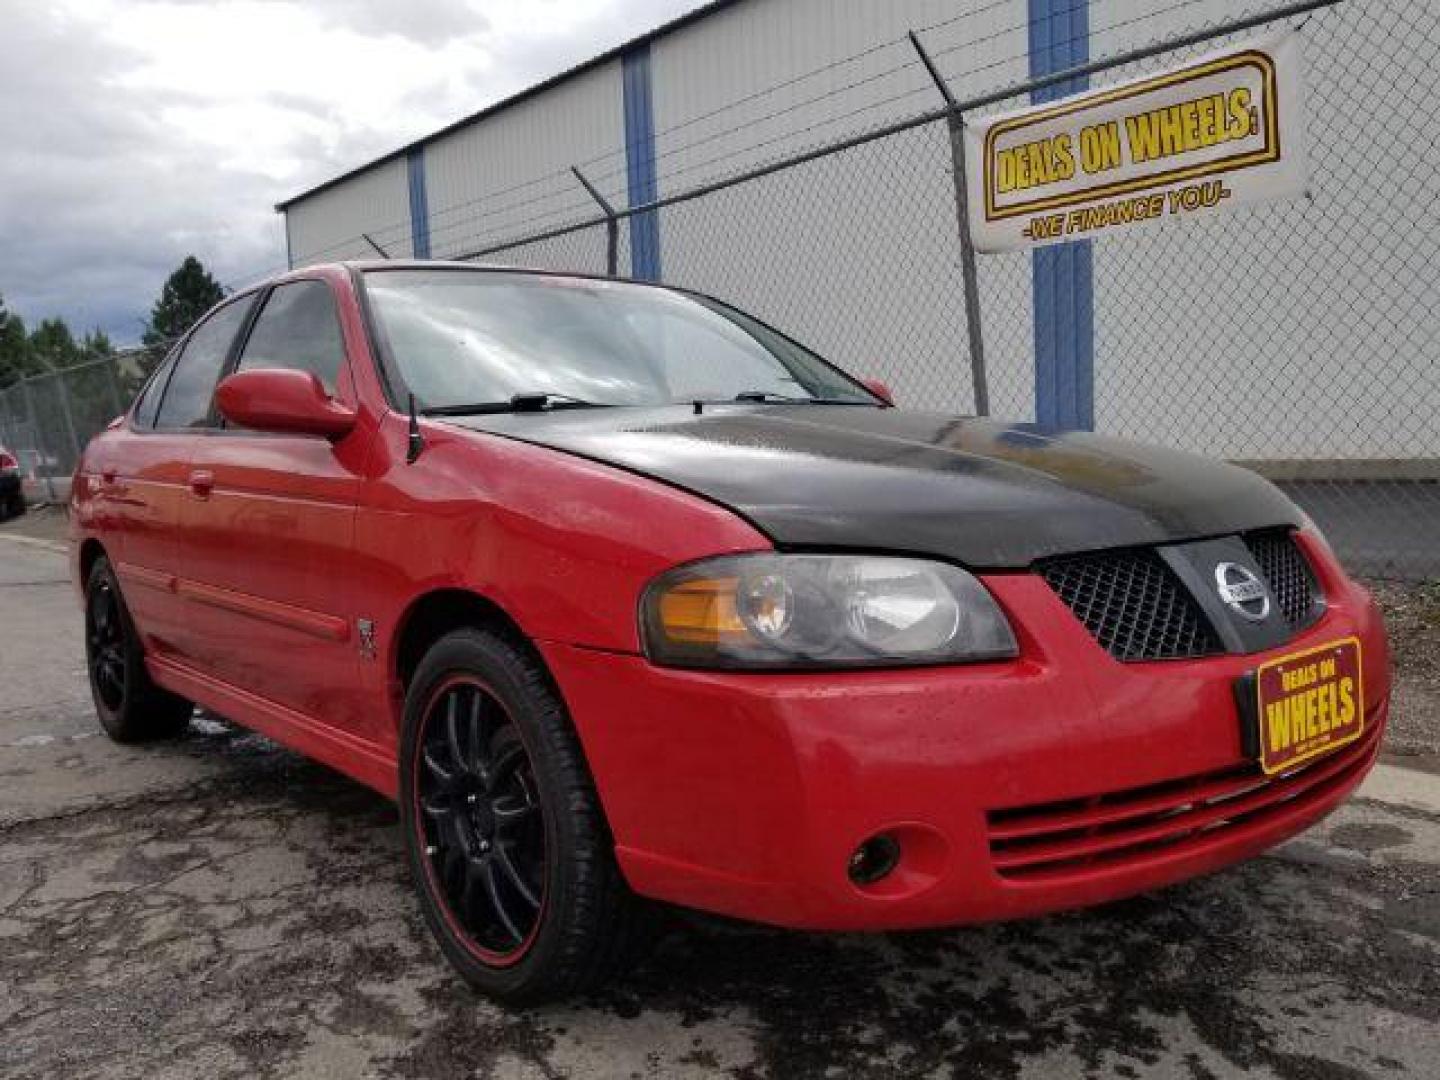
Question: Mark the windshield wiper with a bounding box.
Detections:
[422,392,606,416]
[732,390,873,405]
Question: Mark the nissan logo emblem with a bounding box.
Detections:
[1215,562,1270,622]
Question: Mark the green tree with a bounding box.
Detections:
[0,295,31,386]
[28,317,82,371]
[81,330,114,359]
[143,255,226,354]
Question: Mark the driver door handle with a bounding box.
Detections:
[188,469,214,499]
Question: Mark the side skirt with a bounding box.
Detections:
[147,654,398,799]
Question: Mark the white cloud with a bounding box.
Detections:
[1,0,707,342]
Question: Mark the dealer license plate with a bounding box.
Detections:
[1254,638,1364,775]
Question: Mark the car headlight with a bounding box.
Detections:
[640,554,1018,670]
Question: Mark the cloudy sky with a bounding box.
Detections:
[0,0,707,344]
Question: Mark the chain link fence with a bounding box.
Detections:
[0,350,152,504]
[454,0,1436,580]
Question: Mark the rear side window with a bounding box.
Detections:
[132,353,176,429]
[155,300,252,429]
[236,280,346,392]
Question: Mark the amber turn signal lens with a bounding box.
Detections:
[654,576,754,646]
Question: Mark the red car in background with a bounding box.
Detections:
[0,445,24,519]
[70,263,1389,1003]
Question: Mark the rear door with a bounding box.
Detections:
[177,278,375,737]
[111,297,254,663]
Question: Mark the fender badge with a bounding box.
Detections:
[357,618,377,660]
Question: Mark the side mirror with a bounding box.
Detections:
[859,377,895,406]
[215,369,356,439]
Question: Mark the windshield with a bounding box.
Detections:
[361,269,876,410]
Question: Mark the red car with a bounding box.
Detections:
[71,263,1389,1002]
[0,444,24,519]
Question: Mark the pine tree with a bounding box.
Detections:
[81,330,114,358]
[0,295,29,386]
[28,318,82,371]
[143,255,226,349]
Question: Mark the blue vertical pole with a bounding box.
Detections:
[1029,0,1094,430]
[407,148,431,259]
[622,44,662,281]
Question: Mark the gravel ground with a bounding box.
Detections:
[3,509,1438,1079]
[1363,578,1440,759]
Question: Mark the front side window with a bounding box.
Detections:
[155,299,252,429]
[361,270,874,410]
[132,353,177,429]
[236,280,347,392]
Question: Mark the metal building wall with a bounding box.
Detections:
[421,60,627,262]
[645,0,1033,414]
[1083,0,1440,461]
[275,0,1432,466]
[286,156,412,266]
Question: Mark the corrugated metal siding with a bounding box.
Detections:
[274,0,1429,460]
[649,0,1028,184]
[286,156,412,266]
[421,60,626,261]
[1086,0,1440,458]
[647,0,1031,414]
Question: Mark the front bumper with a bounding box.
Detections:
[541,535,1390,930]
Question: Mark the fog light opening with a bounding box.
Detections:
[847,834,901,885]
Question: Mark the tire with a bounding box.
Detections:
[0,487,20,521]
[400,627,646,1003]
[85,556,192,742]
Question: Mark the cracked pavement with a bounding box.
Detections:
[2,537,1437,1079]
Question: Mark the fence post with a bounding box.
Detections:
[572,166,620,278]
[54,371,83,467]
[103,355,125,418]
[909,30,989,417]
[18,377,57,504]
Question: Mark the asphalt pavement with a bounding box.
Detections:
[2,535,1437,1080]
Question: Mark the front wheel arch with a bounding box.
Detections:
[392,587,534,696]
[78,537,108,594]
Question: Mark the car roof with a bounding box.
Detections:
[262,260,668,292]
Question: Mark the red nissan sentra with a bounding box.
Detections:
[70,263,1389,1002]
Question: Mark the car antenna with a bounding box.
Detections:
[406,394,424,463]
[363,232,391,259]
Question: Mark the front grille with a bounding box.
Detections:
[1039,550,1223,661]
[1244,529,1322,632]
[1041,530,1324,660]
[987,717,1382,881]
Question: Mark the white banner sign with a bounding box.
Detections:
[965,32,1308,253]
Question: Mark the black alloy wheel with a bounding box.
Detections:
[84,556,193,742]
[87,576,128,712]
[415,677,546,964]
[400,627,649,1002]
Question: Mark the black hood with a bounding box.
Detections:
[452,404,1302,568]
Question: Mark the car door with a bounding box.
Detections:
[177,277,375,738]
[111,297,255,664]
